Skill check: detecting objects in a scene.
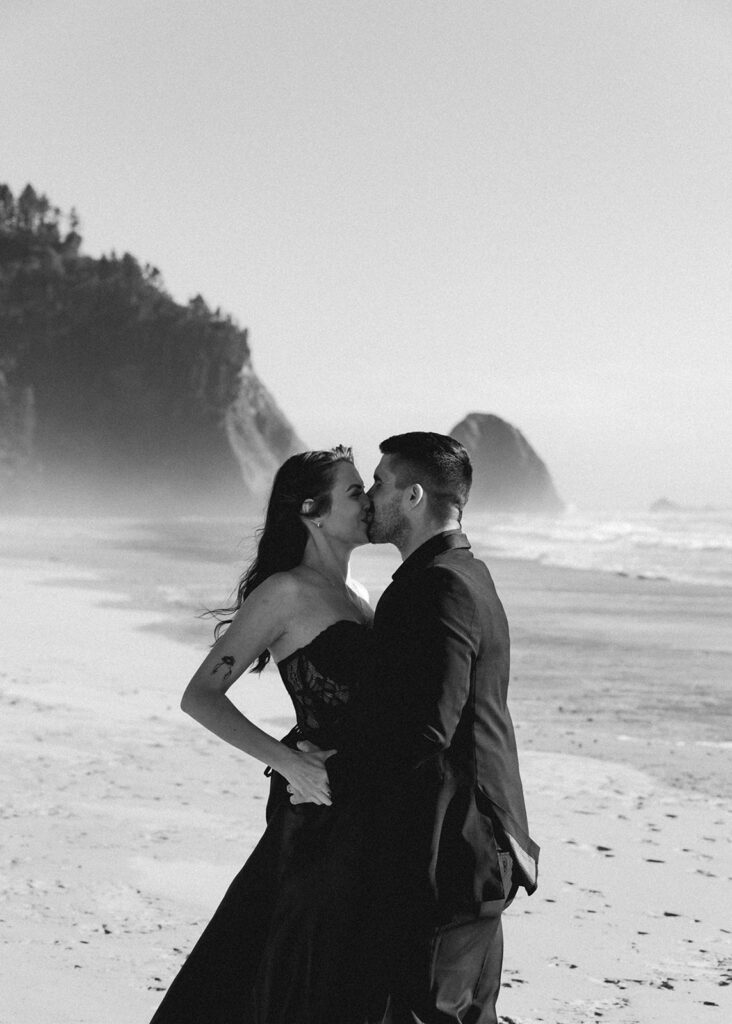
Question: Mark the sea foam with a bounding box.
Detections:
[465,508,732,588]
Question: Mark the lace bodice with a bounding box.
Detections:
[277,619,372,747]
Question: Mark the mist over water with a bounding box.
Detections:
[5,444,731,595]
[4,481,730,591]
[0,469,269,520]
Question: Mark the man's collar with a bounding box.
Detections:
[391,530,470,581]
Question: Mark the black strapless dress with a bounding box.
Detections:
[149,620,383,1024]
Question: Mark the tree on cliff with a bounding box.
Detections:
[0,185,247,378]
[0,183,302,509]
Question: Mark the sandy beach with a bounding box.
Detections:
[1,515,730,1024]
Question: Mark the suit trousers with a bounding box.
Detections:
[378,852,516,1024]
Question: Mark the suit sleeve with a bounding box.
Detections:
[328,569,478,794]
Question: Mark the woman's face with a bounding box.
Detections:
[319,461,371,547]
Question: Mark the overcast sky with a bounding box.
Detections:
[4,0,730,510]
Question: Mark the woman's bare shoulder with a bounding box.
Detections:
[221,571,305,648]
[250,570,306,608]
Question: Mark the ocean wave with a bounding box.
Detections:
[466,510,732,587]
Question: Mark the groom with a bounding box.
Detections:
[304,432,538,1024]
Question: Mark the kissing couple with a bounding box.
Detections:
[149,431,539,1024]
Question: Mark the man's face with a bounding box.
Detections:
[366,455,408,545]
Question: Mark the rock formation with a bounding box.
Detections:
[450,413,564,514]
[0,184,304,511]
[649,498,681,513]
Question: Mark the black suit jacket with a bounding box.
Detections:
[329,531,539,922]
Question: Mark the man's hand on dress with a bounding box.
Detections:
[283,740,335,806]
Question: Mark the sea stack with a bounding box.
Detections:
[649,498,681,513]
[450,412,564,514]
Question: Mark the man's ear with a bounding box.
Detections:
[407,484,424,508]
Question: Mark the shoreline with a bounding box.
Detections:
[1,517,731,1023]
[2,514,729,798]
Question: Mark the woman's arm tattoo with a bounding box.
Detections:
[212,655,236,681]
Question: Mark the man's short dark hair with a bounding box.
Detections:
[379,431,472,523]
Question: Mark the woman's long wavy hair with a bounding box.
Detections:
[208,445,354,672]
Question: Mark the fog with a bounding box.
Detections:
[3,1,731,512]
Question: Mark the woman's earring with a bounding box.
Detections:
[316,521,322,529]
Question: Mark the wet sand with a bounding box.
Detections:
[0,516,730,1023]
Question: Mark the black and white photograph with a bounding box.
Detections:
[1,3,730,1022]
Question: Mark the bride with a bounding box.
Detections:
[149,446,384,1024]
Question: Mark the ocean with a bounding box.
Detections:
[465,508,732,589]
[2,506,729,593]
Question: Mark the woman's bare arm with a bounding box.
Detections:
[180,575,335,805]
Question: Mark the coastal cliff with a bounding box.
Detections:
[451,412,564,514]
[0,184,304,511]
